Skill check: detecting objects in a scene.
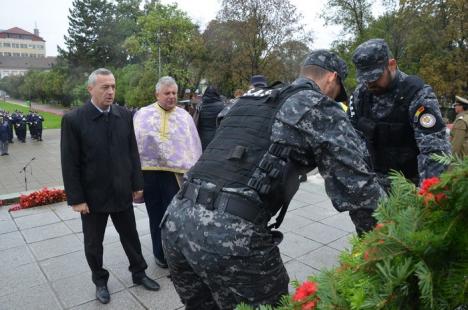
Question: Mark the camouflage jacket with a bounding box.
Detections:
[269,77,385,212]
[349,70,451,183]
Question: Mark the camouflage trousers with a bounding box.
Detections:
[349,208,377,237]
[161,197,289,310]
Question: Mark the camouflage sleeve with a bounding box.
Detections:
[347,86,364,128]
[278,90,385,212]
[408,85,451,181]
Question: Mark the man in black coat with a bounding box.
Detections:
[60,68,160,304]
[198,85,225,150]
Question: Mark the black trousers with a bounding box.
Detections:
[81,207,147,286]
[143,171,179,262]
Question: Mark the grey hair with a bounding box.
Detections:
[88,68,113,86]
[155,76,178,93]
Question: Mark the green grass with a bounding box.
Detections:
[0,101,62,129]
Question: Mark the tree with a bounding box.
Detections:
[202,0,311,95]
[219,0,310,75]
[321,0,374,38]
[60,0,141,70]
[263,40,310,84]
[126,2,205,96]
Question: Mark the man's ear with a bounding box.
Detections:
[328,71,338,84]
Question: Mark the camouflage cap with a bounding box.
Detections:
[302,49,348,102]
[352,39,390,83]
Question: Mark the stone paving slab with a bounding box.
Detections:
[51,272,124,309]
[0,129,62,195]
[0,230,25,251]
[0,262,48,298]
[0,129,357,309]
[0,283,62,310]
[29,233,82,261]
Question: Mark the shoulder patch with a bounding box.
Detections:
[413,106,425,122]
[419,113,436,128]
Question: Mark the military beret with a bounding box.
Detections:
[352,38,390,83]
[302,49,348,102]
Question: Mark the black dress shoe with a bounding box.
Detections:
[155,257,168,269]
[96,285,110,304]
[134,276,160,291]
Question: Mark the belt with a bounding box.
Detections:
[179,181,267,224]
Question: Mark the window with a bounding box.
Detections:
[3,43,11,47]
[20,44,27,48]
[37,45,44,49]
[4,52,11,56]
[13,52,20,56]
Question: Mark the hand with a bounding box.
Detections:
[133,190,143,201]
[72,203,90,214]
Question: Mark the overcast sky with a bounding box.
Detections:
[0,0,349,57]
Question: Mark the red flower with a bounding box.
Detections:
[418,177,448,206]
[302,300,317,310]
[375,223,385,230]
[364,250,370,261]
[293,281,318,302]
[14,188,67,211]
[418,177,441,196]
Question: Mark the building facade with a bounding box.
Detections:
[0,27,46,58]
[0,27,55,78]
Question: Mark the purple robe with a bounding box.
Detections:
[133,103,202,173]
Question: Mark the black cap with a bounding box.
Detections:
[302,49,348,102]
[250,75,267,87]
[352,38,390,83]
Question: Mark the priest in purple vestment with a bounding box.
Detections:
[133,76,202,268]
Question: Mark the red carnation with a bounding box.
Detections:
[418,177,440,196]
[293,281,318,302]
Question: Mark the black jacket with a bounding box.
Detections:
[198,86,225,150]
[60,101,143,212]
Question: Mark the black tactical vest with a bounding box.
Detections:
[187,83,313,217]
[353,76,424,182]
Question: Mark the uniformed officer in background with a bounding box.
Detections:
[451,95,468,158]
[0,112,10,155]
[13,111,27,142]
[161,50,385,309]
[349,38,451,190]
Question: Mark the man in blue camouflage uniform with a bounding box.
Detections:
[161,50,385,309]
[349,39,450,190]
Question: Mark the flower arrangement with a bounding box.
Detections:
[8,188,67,211]
[237,156,467,310]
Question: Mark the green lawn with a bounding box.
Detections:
[0,101,62,129]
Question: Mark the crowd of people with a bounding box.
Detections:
[0,110,44,155]
[59,38,465,308]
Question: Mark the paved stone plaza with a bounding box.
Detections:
[0,129,355,309]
